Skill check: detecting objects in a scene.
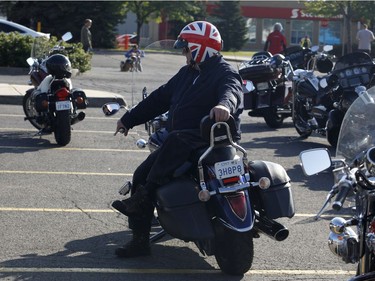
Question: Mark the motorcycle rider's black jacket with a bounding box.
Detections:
[121,55,243,140]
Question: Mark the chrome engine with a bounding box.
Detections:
[328,217,359,263]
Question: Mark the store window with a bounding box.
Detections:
[246,18,257,44]
[319,21,341,45]
[291,20,313,45]
[262,19,286,43]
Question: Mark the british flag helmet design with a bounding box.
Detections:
[174,21,222,64]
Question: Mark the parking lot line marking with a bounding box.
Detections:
[0,145,148,153]
[0,267,356,275]
[0,127,140,135]
[0,207,114,212]
[0,207,347,219]
[0,170,132,176]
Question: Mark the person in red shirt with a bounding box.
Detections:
[264,22,287,55]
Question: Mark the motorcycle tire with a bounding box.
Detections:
[22,90,44,130]
[263,108,284,128]
[326,126,339,148]
[214,226,254,275]
[292,98,312,138]
[54,110,71,146]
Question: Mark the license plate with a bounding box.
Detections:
[56,101,71,111]
[256,82,269,91]
[214,158,244,179]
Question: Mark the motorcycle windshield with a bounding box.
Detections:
[30,36,51,59]
[336,86,375,162]
[333,52,372,71]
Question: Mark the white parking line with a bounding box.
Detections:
[0,170,132,176]
[0,267,356,275]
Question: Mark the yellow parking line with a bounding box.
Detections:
[0,267,355,275]
[0,145,147,153]
[0,207,114,212]
[0,127,141,135]
[0,170,132,176]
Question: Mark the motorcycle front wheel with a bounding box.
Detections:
[54,110,71,146]
[263,107,284,128]
[214,226,254,275]
[22,90,44,130]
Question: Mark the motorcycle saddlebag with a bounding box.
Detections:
[248,160,295,219]
[71,88,88,109]
[155,176,215,241]
[239,63,280,83]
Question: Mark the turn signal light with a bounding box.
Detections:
[259,177,271,190]
[76,96,84,104]
[198,190,211,202]
[41,100,49,109]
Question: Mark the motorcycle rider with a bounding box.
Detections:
[112,20,243,258]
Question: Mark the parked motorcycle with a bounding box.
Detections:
[120,52,143,72]
[102,96,295,275]
[27,31,74,88]
[284,45,313,70]
[239,51,293,128]
[23,32,88,146]
[300,85,375,280]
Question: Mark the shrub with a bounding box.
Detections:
[0,32,91,73]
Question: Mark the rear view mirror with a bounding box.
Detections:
[62,32,73,42]
[102,102,123,116]
[299,148,331,176]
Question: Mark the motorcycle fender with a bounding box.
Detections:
[208,185,254,232]
[248,160,295,219]
[155,177,215,241]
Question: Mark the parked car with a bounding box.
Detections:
[0,19,50,38]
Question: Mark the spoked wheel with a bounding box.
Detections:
[292,98,312,138]
[263,107,284,128]
[54,110,71,146]
[22,89,44,130]
[214,225,254,275]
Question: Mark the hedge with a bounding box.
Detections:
[0,32,91,73]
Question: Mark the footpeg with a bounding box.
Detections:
[119,181,132,195]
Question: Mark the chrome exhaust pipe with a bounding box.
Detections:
[71,112,85,125]
[254,214,289,242]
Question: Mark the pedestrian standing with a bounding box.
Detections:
[356,23,375,55]
[264,22,287,55]
[81,19,93,53]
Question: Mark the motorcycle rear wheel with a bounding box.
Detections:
[54,110,71,146]
[22,90,44,130]
[214,227,254,275]
[263,108,284,128]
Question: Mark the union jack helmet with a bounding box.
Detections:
[174,21,222,64]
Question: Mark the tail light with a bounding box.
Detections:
[226,192,247,220]
[56,88,70,101]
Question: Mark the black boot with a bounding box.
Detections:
[115,231,151,258]
[112,185,152,216]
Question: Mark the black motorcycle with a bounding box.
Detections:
[23,34,88,146]
[290,47,375,147]
[300,85,375,280]
[102,97,295,276]
[239,52,292,128]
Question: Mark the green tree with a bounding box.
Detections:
[0,1,127,48]
[304,0,375,54]
[125,1,205,45]
[209,1,247,51]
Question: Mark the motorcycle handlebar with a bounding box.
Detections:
[332,181,352,211]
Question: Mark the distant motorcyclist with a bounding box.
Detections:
[112,20,243,258]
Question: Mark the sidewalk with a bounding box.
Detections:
[0,83,126,108]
